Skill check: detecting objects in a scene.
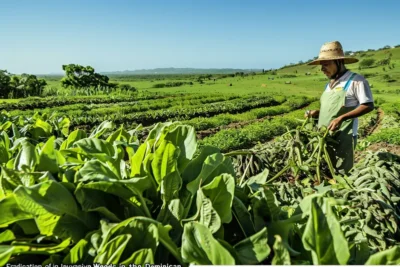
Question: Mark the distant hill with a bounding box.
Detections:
[101,67,262,75]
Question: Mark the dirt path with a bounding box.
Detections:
[196,115,275,139]
[363,107,384,137]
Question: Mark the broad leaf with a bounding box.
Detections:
[302,197,350,265]
[78,159,121,182]
[94,234,131,264]
[13,181,96,240]
[36,136,59,174]
[233,227,270,264]
[62,239,92,264]
[163,124,197,172]
[365,246,400,265]
[272,235,291,265]
[232,196,256,238]
[160,170,182,204]
[181,145,220,184]
[60,129,87,150]
[14,140,38,172]
[202,173,235,223]
[0,230,15,244]
[182,221,235,265]
[0,195,33,227]
[74,138,115,161]
[151,140,178,186]
[186,152,235,195]
[120,248,154,265]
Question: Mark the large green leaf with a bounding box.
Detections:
[89,120,114,139]
[60,129,87,150]
[130,142,149,177]
[74,138,116,161]
[202,173,235,223]
[75,181,149,219]
[14,140,38,172]
[77,159,121,182]
[0,132,10,164]
[160,170,182,204]
[130,217,183,264]
[0,246,13,266]
[75,184,125,222]
[106,125,131,144]
[349,241,370,265]
[185,189,221,234]
[98,217,159,260]
[186,152,235,195]
[181,146,220,184]
[365,246,400,265]
[30,118,53,139]
[271,235,291,265]
[151,140,178,186]
[13,181,96,240]
[62,239,92,264]
[57,117,71,137]
[146,122,178,144]
[163,124,197,172]
[181,221,235,265]
[0,195,33,227]
[302,197,350,265]
[156,199,184,242]
[120,248,154,265]
[36,136,59,174]
[94,234,131,264]
[233,227,270,264]
[0,230,15,244]
[232,196,256,238]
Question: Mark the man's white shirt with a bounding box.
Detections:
[325,70,374,136]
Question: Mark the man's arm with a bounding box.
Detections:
[328,102,374,131]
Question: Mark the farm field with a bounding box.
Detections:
[1,46,400,265]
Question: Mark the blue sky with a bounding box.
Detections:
[1,0,399,74]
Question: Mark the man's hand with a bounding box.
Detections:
[304,110,320,118]
[328,117,343,131]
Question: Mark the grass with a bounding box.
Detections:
[3,46,400,149]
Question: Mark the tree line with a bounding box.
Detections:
[0,64,137,99]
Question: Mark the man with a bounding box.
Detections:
[305,41,374,174]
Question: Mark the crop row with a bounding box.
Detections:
[8,94,240,117]
[0,93,163,110]
[182,96,311,131]
[1,91,231,111]
[199,100,319,152]
[65,94,286,127]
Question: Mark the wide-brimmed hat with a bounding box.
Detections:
[307,41,359,65]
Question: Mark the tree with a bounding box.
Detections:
[9,74,47,98]
[0,70,46,99]
[61,64,117,91]
[0,70,12,98]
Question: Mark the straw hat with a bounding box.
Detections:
[307,41,359,65]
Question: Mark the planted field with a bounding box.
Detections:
[1,46,400,265]
[0,117,400,265]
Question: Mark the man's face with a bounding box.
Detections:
[320,60,337,79]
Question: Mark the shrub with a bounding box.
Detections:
[359,58,376,68]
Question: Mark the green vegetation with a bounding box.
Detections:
[1,44,400,265]
[0,120,399,265]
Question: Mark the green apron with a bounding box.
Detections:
[318,73,357,174]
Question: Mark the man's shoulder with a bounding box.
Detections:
[347,71,368,83]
